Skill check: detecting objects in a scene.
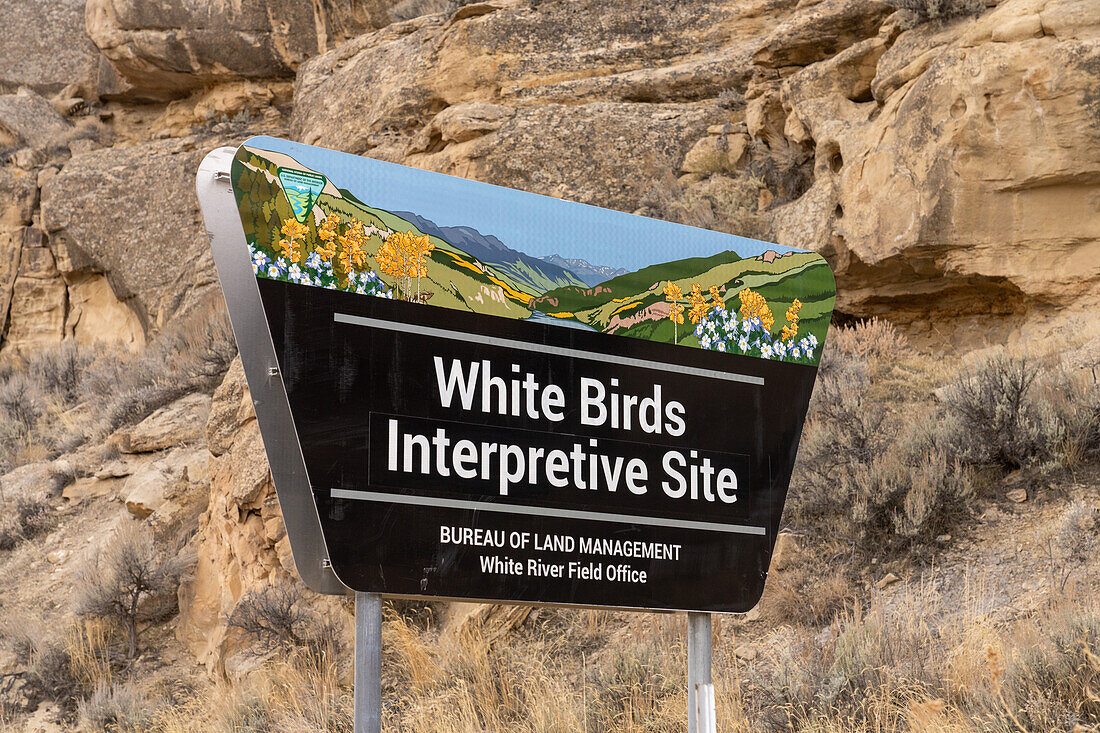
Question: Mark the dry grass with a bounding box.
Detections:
[0,303,236,473]
[723,581,1100,732]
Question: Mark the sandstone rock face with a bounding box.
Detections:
[4,230,67,352]
[65,273,146,349]
[291,0,1098,345]
[0,0,103,97]
[766,0,1100,342]
[39,137,221,334]
[752,0,893,68]
[86,0,402,101]
[291,0,799,208]
[120,393,212,454]
[0,172,37,231]
[177,360,292,672]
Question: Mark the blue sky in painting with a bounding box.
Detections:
[244,136,802,273]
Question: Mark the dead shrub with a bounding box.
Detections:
[0,621,82,710]
[74,524,191,658]
[1044,500,1098,594]
[883,0,984,21]
[1001,605,1100,730]
[228,581,340,658]
[587,639,682,732]
[83,303,237,434]
[760,564,854,627]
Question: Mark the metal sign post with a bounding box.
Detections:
[688,612,714,733]
[354,593,382,733]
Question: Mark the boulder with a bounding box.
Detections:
[0,174,37,231]
[86,0,400,101]
[770,531,802,571]
[39,136,222,334]
[205,358,254,458]
[0,0,103,97]
[0,90,74,152]
[119,393,212,454]
[0,462,56,501]
[122,449,199,517]
[752,0,894,69]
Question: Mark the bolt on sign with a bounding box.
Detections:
[197,137,836,613]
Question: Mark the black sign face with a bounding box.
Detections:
[199,136,836,612]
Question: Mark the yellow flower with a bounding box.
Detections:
[780,299,802,341]
[668,301,685,325]
[663,281,683,302]
[687,283,710,325]
[277,219,308,263]
[709,285,724,311]
[337,219,370,273]
[738,288,774,332]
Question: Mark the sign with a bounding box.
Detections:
[197,136,835,613]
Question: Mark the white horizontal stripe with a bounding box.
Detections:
[333,312,765,386]
[330,488,767,536]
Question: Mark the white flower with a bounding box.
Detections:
[760,344,773,359]
[738,337,749,352]
[717,342,726,352]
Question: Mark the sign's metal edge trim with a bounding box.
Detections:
[196,146,347,596]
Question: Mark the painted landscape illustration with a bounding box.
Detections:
[232,142,836,365]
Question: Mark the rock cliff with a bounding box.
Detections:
[0,0,1096,684]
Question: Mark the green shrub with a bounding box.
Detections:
[791,320,974,552]
[943,352,1060,468]
[1003,606,1100,730]
[77,681,164,733]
